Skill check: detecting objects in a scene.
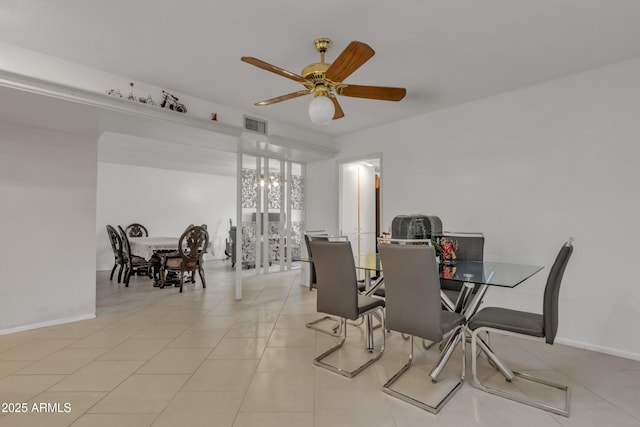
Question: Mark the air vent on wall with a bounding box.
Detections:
[244,116,268,135]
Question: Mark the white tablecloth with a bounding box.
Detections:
[129,236,179,260]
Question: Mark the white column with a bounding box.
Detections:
[235,147,243,300]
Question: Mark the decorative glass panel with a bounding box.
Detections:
[291,175,304,210]
[241,168,257,208]
[267,172,282,209]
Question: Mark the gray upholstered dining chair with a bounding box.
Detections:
[378,242,466,413]
[439,232,484,311]
[303,233,328,291]
[310,240,385,378]
[468,239,574,417]
[303,233,344,337]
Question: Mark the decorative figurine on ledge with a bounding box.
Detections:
[106,89,122,97]
[138,94,157,106]
[127,82,137,101]
[160,90,187,113]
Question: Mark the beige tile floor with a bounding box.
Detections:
[1,260,640,426]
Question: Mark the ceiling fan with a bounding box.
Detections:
[241,38,406,124]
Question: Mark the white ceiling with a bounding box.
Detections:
[3,0,640,139]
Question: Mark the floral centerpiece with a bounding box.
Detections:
[434,237,458,265]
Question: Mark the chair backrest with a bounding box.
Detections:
[125,223,148,238]
[304,234,325,286]
[185,223,208,232]
[444,233,484,261]
[178,225,209,266]
[304,234,348,288]
[391,215,442,239]
[309,240,359,320]
[378,243,444,342]
[376,237,432,245]
[118,225,132,261]
[106,225,123,259]
[439,233,484,292]
[543,241,574,344]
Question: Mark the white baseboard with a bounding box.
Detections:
[556,337,640,362]
[0,313,96,336]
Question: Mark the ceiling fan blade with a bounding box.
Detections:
[338,84,406,101]
[255,90,310,106]
[324,41,375,83]
[328,94,345,120]
[241,57,308,84]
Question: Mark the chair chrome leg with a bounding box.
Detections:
[313,307,385,378]
[430,325,464,381]
[471,326,570,417]
[441,290,455,312]
[366,313,374,351]
[383,333,465,414]
[349,317,365,327]
[475,333,514,381]
[306,316,343,337]
[422,339,437,350]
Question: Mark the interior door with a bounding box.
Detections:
[340,159,379,259]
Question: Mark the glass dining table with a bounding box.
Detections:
[354,253,544,377]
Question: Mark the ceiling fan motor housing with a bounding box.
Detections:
[304,38,334,92]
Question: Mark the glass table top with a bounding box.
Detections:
[353,254,543,288]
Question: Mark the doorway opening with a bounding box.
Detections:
[338,155,381,262]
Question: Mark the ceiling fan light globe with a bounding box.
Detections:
[308,95,334,124]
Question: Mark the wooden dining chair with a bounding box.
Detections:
[117,225,157,287]
[106,225,127,283]
[178,224,208,282]
[160,225,209,293]
[125,223,149,238]
[123,223,153,276]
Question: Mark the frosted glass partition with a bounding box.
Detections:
[240,154,303,275]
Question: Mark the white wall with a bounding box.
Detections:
[0,123,97,333]
[306,158,338,234]
[307,57,640,360]
[96,162,236,271]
